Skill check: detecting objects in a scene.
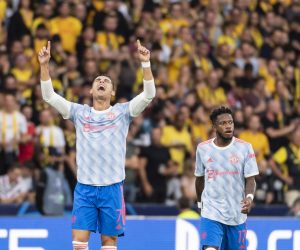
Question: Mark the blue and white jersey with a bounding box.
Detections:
[195,137,259,225]
[70,102,132,185]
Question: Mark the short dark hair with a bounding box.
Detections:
[210,106,233,124]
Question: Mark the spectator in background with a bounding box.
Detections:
[161,111,192,174]
[18,104,35,164]
[124,125,140,203]
[0,94,27,174]
[35,109,65,168]
[239,115,270,164]
[31,2,54,36]
[181,159,197,202]
[197,70,227,110]
[96,12,124,73]
[165,160,181,206]
[10,53,36,101]
[139,127,170,203]
[255,159,275,204]
[177,196,200,219]
[270,126,300,207]
[93,0,130,42]
[50,2,82,53]
[0,164,32,204]
[288,198,300,217]
[7,0,33,48]
[262,99,297,153]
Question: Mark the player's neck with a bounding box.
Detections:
[214,136,233,147]
[93,100,111,111]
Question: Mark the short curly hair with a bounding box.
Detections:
[209,106,233,124]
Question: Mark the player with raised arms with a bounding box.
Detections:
[38,40,155,250]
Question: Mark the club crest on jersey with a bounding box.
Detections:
[106,112,116,120]
[230,154,239,164]
[207,170,217,179]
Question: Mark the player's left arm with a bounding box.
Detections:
[241,176,256,214]
[129,40,156,117]
[241,144,259,214]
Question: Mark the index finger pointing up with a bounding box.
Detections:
[137,39,141,48]
[47,41,51,52]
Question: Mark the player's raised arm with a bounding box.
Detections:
[129,40,156,117]
[38,41,72,119]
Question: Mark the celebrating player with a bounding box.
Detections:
[195,106,259,250]
[38,40,155,250]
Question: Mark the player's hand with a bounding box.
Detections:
[38,41,51,65]
[241,197,253,214]
[136,40,150,62]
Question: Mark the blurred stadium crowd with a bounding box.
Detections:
[0,0,300,216]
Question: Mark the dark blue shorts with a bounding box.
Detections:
[72,182,126,236]
[200,217,247,250]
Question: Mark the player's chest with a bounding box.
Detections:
[77,110,123,133]
[203,150,245,172]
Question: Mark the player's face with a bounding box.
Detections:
[90,76,115,101]
[214,114,234,140]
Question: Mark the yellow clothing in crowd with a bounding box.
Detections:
[197,86,227,108]
[20,9,33,29]
[50,17,82,53]
[239,131,270,162]
[168,43,192,84]
[191,123,209,144]
[273,145,300,166]
[11,67,33,99]
[178,209,200,219]
[96,32,124,50]
[161,125,192,174]
[0,0,6,22]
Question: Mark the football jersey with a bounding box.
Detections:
[70,102,132,185]
[195,137,259,225]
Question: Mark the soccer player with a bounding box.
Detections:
[38,40,155,250]
[195,106,259,250]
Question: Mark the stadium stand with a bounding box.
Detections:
[0,0,299,217]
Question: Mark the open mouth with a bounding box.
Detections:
[225,131,232,134]
[97,84,106,91]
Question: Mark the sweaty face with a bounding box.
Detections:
[214,114,234,140]
[90,76,115,101]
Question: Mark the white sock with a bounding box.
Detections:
[101,246,117,250]
[73,241,88,250]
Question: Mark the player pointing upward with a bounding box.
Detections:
[38,40,155,250]
[195,106,259,250]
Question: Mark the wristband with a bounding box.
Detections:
[246,194,254,201]
[197,201,202,209]
[141,61,151,68]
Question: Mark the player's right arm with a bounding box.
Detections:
[38,41,72,119]
[195,176,204,209]
[194,146,205,210]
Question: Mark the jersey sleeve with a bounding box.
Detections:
[195,147,205,177]
[69,103,84,123]
[244,144,259,178]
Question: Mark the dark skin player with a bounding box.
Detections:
[195,111,256,215]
